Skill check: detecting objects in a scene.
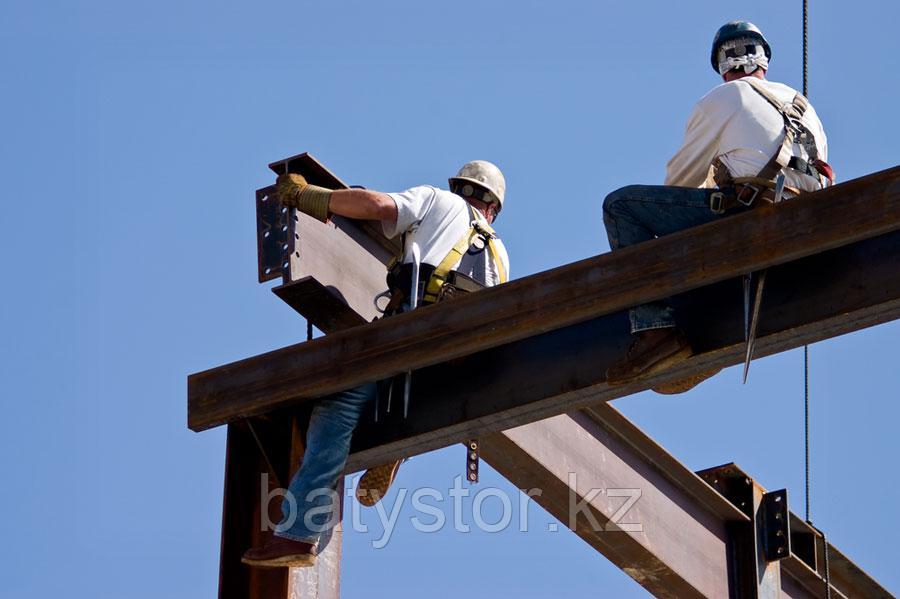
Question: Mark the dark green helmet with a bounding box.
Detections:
[710,21,772,73]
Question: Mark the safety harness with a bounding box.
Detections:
[710,78,833,213]
[382,204,507,312]
[422,204,507,303]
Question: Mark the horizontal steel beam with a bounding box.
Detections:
[342,228,900,471]
[188,166,900,432]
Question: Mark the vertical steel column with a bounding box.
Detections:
[698,464,789,598]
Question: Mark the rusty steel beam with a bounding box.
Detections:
[479,404,891,598]
[188,165,900,432]
[479,409,741,598]
[341,227,900,472]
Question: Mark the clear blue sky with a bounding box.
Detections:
[2,1,898,597]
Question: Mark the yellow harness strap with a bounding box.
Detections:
[423,205,506,303]
[485,234,507,285]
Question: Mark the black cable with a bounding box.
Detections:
[805,345,810,522]
[803,0,809,97]
[823,529,832,599]
[802,0,812,526]
[801,6,829,596]
[307,318,313,342]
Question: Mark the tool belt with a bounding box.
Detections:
[382,262,486,315]
[709,180,788,214]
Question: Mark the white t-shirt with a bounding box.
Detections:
[666,79,828,193]
[382,185,510,287]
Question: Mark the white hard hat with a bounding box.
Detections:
[449,160,506,212]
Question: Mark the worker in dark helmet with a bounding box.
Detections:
[241,160,510,568]
[602,21,833,393]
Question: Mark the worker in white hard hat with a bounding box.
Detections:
[241,160,510,569]
[601,20,833,393]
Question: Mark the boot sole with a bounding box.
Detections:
[607,344,693,386]
[241,554,317,568]
[356,460,401,507]
[653,368,722,395]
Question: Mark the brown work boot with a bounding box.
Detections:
[652,368,722,395]
[356,460,402,507]
[606,328,692,386]
[241,536,317,568]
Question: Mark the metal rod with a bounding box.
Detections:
[403,241,422,418]
[742,270,767,383]
[247,420,282,488]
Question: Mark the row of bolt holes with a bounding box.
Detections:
[262,200,300,275]
[772,494,787,555]
[710,477,788,556]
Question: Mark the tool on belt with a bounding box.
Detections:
[742,172,786,383]
[400,241,422,419]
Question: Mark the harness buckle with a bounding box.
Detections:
[736,184,761,206]
[709,192,725,214]
[471,220,495,239]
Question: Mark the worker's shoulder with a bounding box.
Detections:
[696,79,802,113]
[401,184,467,217]
[696,80,746,104]
[709,78,801,103]
[393,184,453,205]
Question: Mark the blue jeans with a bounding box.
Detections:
[274,382,378,548]
[603,184,731,333]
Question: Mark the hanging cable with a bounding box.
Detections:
[307,318,313,342]
[801,4,830,595]
[803,0,809,97]
[804,346,810,522]
[802,0,812,525]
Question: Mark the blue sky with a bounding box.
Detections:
[2,0,898,596]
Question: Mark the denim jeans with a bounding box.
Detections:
[274,382,378,549]
[603,184,732,333]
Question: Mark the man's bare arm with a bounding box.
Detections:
[275,173,398,224]
[328,189,398,223]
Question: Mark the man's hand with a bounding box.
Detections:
[275,173,332,223]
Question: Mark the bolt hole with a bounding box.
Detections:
[263,231,270,238]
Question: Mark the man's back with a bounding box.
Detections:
[666,79,828,192]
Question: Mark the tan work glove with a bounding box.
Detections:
[275,173,332,223]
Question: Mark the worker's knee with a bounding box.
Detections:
[603,185,643,218]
